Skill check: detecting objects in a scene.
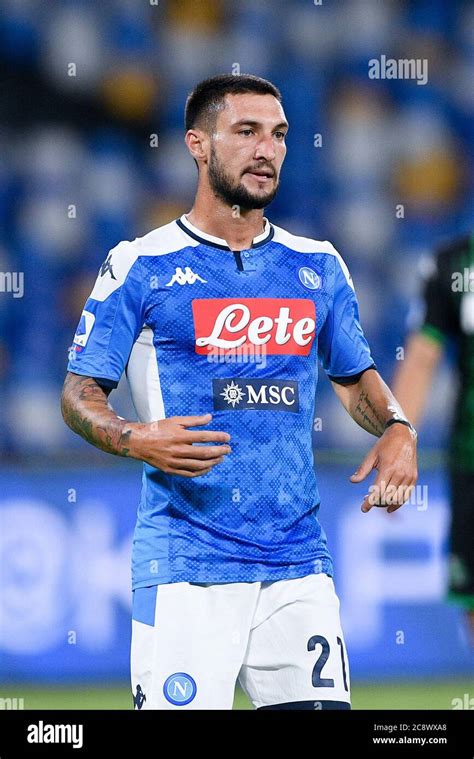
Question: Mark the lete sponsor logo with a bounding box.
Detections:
[192,298,316,355]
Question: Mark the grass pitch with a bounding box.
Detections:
[1,680,471,710]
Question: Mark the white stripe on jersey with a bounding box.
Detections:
[126,325,166,423]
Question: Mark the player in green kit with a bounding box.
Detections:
[394,233,474,645]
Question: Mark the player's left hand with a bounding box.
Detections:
[349,423,418,514]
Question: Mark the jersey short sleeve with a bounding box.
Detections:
[67,240,145,388]
[318,251,376,385]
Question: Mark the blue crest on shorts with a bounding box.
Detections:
[163,673,197,706]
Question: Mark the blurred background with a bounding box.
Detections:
[0,0,473,709]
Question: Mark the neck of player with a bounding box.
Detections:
[186,197,266,252]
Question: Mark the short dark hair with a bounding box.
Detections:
[184,74,282,133]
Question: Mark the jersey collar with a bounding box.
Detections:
[176,213,274,251]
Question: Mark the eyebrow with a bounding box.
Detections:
[232,119,289,131]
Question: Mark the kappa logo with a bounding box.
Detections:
[99,253,117,280]
[133,684,147,710]
[166,266,207,287]
[213,378,300,412]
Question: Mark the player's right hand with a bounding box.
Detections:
[128,412,232,477]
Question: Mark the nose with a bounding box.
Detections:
[254,134,276,163]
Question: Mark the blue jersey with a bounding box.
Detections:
[67,215,376,588]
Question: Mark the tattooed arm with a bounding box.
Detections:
[60,372,134,457]
[330,367,411,437]
[330,368,418,513]
[60,371,232,477]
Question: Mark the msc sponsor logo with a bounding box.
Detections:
[213,378,299,412]
[192,298,316,356]
[163,673,197,706]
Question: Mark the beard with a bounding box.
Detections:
[207,146,279,210]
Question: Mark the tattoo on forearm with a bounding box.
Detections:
[353,390,387,436]
[61,374,132,456]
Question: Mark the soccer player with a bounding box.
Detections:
[61,74,418,710]
[393,234,474,646]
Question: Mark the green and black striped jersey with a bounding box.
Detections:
[419,233,474,472]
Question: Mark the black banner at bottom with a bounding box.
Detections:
[0,709,472,757]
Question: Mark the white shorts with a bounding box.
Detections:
[130,573,350,710]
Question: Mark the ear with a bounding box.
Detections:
[185,129,209,165]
